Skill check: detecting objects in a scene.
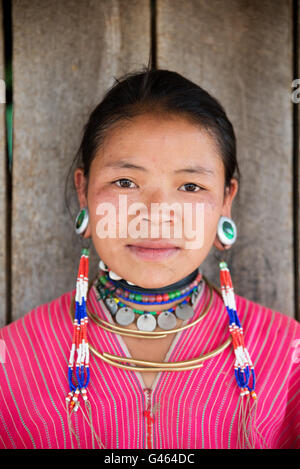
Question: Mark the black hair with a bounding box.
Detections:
[64,66,241,219]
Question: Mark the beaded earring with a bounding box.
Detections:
[65,208,104,447]
[219,261,256,399]
[216,216,256,395]
[66,248,90,412]
[66,207,91,412]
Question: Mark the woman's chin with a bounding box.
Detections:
[119,263,182,289]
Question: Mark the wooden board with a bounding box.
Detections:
[157,0,294,316]
[0,2,7,327]
[12,0,150,320]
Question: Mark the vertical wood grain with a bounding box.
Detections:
[157,0,294,316]
[0,3,7,327]
[12,0,150,320]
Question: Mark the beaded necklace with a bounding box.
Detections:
[70,274,232,371]
[95,269,203,331]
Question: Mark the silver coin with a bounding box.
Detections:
[157,311,177,330]
[115,307,135,326]
[175,303,194,320]
[104,298,118,315]
[136,314,157,332]
[197,281,204,293]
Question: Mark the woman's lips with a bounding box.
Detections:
[126,243,181,261]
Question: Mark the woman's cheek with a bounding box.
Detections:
[194,198,220,244]
[87,189,117,242]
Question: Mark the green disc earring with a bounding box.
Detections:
[75,206,89,236]
[217,216,237,246]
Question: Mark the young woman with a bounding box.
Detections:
[0,68,299,450]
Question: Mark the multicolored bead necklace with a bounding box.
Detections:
[98,270,202,305]
[95,268,204,332]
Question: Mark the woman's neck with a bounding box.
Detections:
[114,267,199,294]
[107,267,200,313]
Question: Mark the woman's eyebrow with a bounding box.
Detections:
[174,166,215,176]
[104,160,147,171]
[104,160,215,176]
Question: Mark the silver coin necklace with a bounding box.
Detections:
[96,277,204,332]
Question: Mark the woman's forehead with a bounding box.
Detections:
[93,114,224,174]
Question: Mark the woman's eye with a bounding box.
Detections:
[113,178,137,189]
[179,183,204,192]
[112,180,204,192]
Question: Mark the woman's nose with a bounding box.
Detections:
[140,187,180,225]
[144,186,169,206]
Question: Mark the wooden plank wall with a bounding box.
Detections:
[0,0,298,323]
[11,0,150,321]
[157,0,295,317]
[0,2,7,327]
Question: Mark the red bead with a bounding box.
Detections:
[155,295,163,302]
[162,293,169,301]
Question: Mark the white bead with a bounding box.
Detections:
[108,270,122,280]
[99,259,108,271]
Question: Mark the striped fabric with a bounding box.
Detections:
[0,275,299,449]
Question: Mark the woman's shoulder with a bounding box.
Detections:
[0,288,77,400]
[210,279,300,338]
[234,290,300,333]
[232,290,300,357]
[0,288,76,342]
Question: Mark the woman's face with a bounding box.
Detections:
[74,113,238,288]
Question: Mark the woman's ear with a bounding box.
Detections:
[74,168,88,206]
[74,168,91,239]
[214,178,239,251]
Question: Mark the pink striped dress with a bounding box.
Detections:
[0,276,299,449]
